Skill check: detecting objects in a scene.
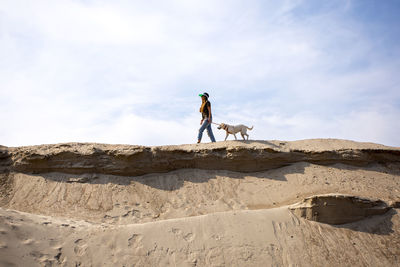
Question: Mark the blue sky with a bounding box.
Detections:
[1,0,399,147]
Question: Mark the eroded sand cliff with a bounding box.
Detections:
[0,139,399,266]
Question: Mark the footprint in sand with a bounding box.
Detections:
[183,233,195,242]
[127,233,145,254]
[54,247,63,264]
[127,234,143,247]
[171,228,196,242]
[171,228,182,235]
[74,239,88,257]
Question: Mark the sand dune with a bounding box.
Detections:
[0,139,400,266]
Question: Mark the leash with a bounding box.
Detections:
[211,122,221,126]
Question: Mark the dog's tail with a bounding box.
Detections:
[247,126,254,130]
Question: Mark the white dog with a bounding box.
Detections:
[217,123,254,141]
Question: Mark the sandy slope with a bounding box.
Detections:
[2,204,398,267]
[0,139,400,266]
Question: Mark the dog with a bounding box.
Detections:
[217,123,253,141]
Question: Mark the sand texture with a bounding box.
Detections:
[0,139,400,266]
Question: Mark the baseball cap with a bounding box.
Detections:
[198,92,209,98]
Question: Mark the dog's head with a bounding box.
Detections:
[217,123,225,130]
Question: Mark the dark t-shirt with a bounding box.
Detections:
[202,101,211,119]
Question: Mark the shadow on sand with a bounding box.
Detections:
[34,159,400,192]
[332,208,397,236]
[38,166,290,190]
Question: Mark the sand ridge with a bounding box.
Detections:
[2,139,399,177]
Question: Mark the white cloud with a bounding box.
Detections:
[1,0,399,147]
[1,0,167,45]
